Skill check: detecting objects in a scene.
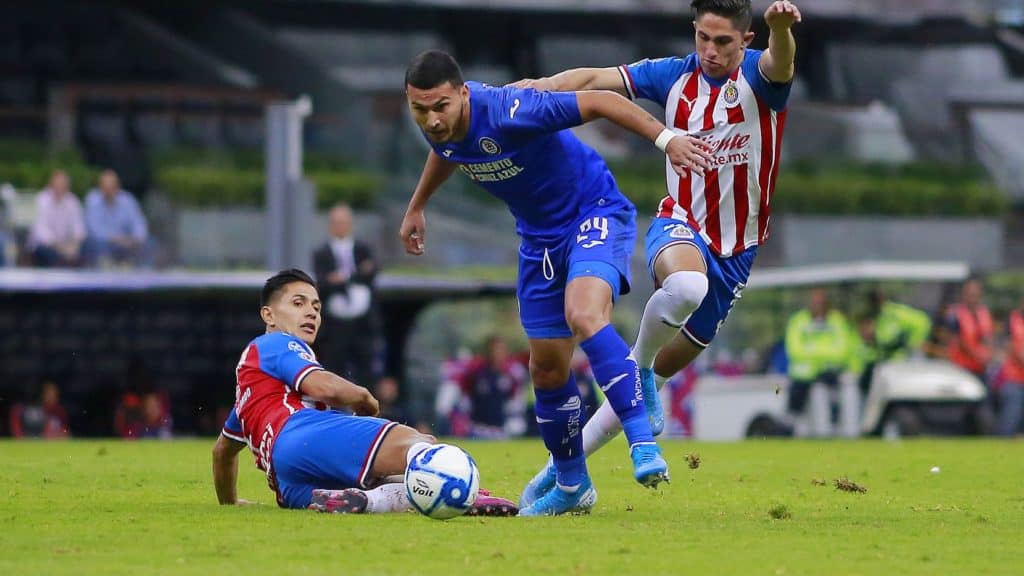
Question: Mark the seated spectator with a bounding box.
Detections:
[83,169,149,268]
[0,183,16,267]
[28,170,86,268]
[115,390,172,439]
[9,380,70,438]
[139,392,173,439]
[459,335,528,439]
[375,374,415,427]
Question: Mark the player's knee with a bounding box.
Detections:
[660,271,709,324]
[564,305,606,339]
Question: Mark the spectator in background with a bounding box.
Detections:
[459,335,528,439]
[83,169,149,268]
[375,374,415,427]
[28,170,86,267]
[856,289,932,395]
[115,389,172,439]
[139,392,173,439]
[944,277,994,384]
[314,203,379,388]
[9,380,69,438]
[997,297,1024,436]
[784,288,859,436]
[1,183,19,267]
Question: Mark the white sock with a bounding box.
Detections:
[632,271,708,368]
[364,483,413,514]
[406,441,433,466]
[582,400,623,456]
[583,373,668,456]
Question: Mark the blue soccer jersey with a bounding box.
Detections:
[426,82,634,242]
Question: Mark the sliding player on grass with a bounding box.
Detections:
[211,269,516,516]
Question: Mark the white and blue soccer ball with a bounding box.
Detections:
[404,443,480,520]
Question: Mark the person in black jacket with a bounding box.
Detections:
[313,203,379,387]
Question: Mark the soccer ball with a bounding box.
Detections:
[404,443,480,520]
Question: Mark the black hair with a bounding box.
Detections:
[261,268,316,307]
[405,50,465,90]
[691,0,753,31]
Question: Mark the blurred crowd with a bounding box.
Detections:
[4,192,1022,440]
[0,168,156,269]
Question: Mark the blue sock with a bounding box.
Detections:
[580,324,654,447]
[534,375,587,488]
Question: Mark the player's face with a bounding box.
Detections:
[693,14,754,79]
[262,282,322,344]
[406,82,469,144]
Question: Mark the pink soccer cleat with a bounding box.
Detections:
[307,488,369,514]
[466,489,519,517]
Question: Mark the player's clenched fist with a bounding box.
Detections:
[349,387,380,417]
[664,134,714,176]
[399,209,426,255]
[764,0,802,29]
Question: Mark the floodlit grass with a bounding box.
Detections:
[1,438,1020,575]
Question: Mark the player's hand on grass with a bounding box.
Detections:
[764,0,802,30]
[664,135,714,175]
[400,210,426,255]
[508,78,556,92]
[236,498,261,506]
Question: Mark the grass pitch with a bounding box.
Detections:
[2,438,1020,575]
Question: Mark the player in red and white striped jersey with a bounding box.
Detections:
[514,0,800,460]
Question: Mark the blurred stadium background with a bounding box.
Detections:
[1,0,1023,441]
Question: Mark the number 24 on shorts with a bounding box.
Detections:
[576,217,609,249]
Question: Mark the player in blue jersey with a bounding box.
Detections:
[211,269,517,516]
[399,50,713,516]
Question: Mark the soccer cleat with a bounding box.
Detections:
[631,443,670,488]
[308,488,368,514]
[640,367,665,436]
[517,476,597,517]
[467,489,519,517]
[518,457,557,509]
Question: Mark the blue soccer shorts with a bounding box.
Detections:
[644,217,756,348]
[271,409,397,509]
[517,205,636,339]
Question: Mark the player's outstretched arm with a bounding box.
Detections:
[301,370,380,416]
[400,150,458,256]
[510,67,627,95]
[212,434,245,505]
[575,90,713,174]
[760,0,801,83]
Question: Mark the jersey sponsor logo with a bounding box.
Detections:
[722,82,740,106]
[479,137,501,155]
[458,158,524,182]
[509,98,521,119]
[695,133,752,167]
[665,223,695,239]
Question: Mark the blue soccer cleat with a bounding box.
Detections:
[631,442,670,488]
[519,457,557,509]
[640,367,665,436]
[518,476,597,517]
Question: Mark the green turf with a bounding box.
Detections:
[1,438,1020,575]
